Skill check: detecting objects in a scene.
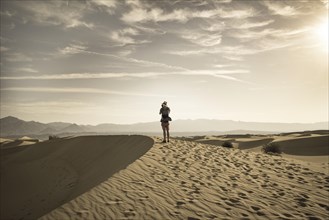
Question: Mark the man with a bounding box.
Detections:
[159,101,171,143]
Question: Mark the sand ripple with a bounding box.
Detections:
[41,137,329,220]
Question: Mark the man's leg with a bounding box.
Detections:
[166,126,170,142]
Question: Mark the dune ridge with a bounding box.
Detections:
[40,137,329,220]
[0,135,154,220]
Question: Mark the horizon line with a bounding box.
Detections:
[1,115,328,126]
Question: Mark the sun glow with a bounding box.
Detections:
[314,18,328,52]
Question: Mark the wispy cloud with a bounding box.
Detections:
[0,10,16,17]
[167,25,310,60]
[0,101,105,116]
[0,46,10,52]
[16,67,39,73]
[15,1,93,28]
[166,45,253,57]
[0,69,251,83]
[229,19,275,30]
[59,43,88,55]
[213,64,234,68]
[181,31,222,47]
[110,27,149,45]
[228,27,309,42]
[0,72,161,80]
[76,49,188,71]
[321,0,329,8]
[121,1,256,23]
[90,0,117,14]
[122,7,189,23]
[4,52,32,62]
[262,1,299,16]
[0,87,168,97]
[218,8,257,19]
[48,42,183,71]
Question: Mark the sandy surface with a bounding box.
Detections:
[0,135,154,220]
[38,136,329,220]
[187,133,329,163]
[1,132,328,220]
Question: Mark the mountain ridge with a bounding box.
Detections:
[0,116,328,137]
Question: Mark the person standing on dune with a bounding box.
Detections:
[159,101,171,143]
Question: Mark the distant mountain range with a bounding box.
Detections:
[0,116,328,137]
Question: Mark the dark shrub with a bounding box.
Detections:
[221,141,234,148]
[49,135,59,140]
[262,142,281,155]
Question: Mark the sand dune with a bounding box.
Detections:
[39,137,329,220]
[183,133,328,160]
[0,135,153,220]
[273,135,329,156]
[236,137,274,150]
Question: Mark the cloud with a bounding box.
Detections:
[166,45,247,56]
[229,19,275,29]
[0,10,16,17]
[59,43,88,55]
[75,49,189,71]
[228,27,309,45]
[133,24,166,35]
[203,22,225,32]
[0,72,161,80]
[122,7,189,23]
[167,24,310,59]
[222,55,245,61]
[0,46,10,52]
[181,31,222,47]
[165,46,254,60]
[0,69,251,83]
[4,52,32,62]
[15,1,94,28]
[213,64,234,68]
[121,2,256,23]
[218,8,257,19]
[0,87,167,97]
[321,0,329,8]
[215,74,248,83]
[262,1,299,16]
[0,101,105,116]
[90,0,117,14]
[110,27,149,45]
[16,67,38,73]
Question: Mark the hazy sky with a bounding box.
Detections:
[0,0,328,125]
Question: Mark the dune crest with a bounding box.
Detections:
[0,135,154,220]
[40,137,329,220]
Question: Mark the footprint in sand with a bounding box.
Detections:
[250,174,259,179]
[278,191,285,197]
[176,200,186,206]
[229,198,240,204]
[295,195,309,207]
[251,206,261,211]
[123,209,136,217]
[238,192,248,199]
[229,175,239,181]
[286,172,295,179]
[187,217,200,220]
[317,203,329,212]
